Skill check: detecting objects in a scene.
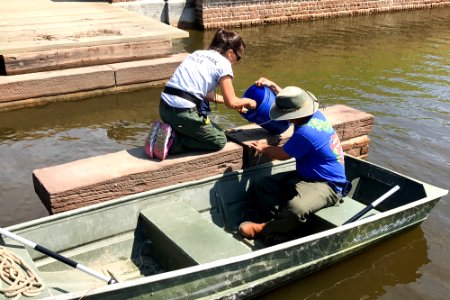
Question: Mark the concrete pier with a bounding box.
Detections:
[33,104,373,214]
[0,0,188,111]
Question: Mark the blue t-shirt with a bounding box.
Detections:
[283,110,347,193]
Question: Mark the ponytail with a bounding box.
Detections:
[208,28,246,54]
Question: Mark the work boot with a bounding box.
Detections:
[239,222,266,239]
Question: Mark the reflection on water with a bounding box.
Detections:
[0,7,449,299]
[260,227,429,299]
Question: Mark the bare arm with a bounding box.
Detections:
[250,140,291,161]
[205,91,224,103]
[220,76,257,110]
[255,77,283,94]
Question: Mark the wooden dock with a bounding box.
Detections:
[0,0,188,75]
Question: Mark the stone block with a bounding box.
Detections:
[341,135,370,151]
[226,105,373,167]
[33,142,243,214]
[321,105,374,140]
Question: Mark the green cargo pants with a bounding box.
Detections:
[159,100,227,154]
[252,170,340,240]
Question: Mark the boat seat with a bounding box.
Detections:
[314,196,380,227]
[139,201,251,271]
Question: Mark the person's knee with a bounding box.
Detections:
[288,193,322,221]
[288,201,311,222]
[216,136,227,150]
[212,130,227,149]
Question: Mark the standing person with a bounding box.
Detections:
[239,77,350,245]
[145,28,257,160]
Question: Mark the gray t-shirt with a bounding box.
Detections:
[161,50,233,108]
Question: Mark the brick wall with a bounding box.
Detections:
[196,0,450,29]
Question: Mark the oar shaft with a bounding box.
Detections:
[0,227,116,285]
[343,185,400,225]
[35,244,77,268]
[0,227,36,248]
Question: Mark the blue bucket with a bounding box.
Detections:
[241,85,290,135]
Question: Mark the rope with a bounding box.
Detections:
[0,246,45,299]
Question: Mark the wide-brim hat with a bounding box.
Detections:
[269,86,319,121]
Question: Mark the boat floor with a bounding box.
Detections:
[41,257,162,295]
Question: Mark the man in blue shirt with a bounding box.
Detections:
[240,78,349,244]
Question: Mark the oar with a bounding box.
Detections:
[343,185,400,225]
[0,227,117,285]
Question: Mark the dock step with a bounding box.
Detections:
[139,201,251,271]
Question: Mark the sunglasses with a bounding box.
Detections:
[232,49,241,62]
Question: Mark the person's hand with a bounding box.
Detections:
[238,107,248,114]
[247,99,257,110]
[238,99,257,113]
[255,77,281,94]
[255,77,274,87]
[250,140,269,153]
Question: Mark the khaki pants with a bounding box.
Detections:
[252,171,340,239]
[159,100,227,154]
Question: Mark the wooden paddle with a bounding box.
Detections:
[0,227,117,284]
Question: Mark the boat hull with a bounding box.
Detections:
[73,199,439,300]
[1,156,447,300]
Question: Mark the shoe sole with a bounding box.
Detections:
[145,120,160,158]
[153,123,173,160]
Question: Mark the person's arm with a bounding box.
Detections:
[220,76,257,110]
[205,91,224,103]
[250,140,291,161]
[255,77,283,95]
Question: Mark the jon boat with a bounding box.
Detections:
[0,156,447,299]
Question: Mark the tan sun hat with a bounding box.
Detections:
[269,86,319,121]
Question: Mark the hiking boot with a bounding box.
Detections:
[144,120,160,159]
[153,122,175,160]
[239,222,266,239]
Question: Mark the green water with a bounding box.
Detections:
[0,7,449,299]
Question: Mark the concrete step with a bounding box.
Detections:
[0,53,188,110]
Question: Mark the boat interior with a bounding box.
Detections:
[1,156,430,296]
